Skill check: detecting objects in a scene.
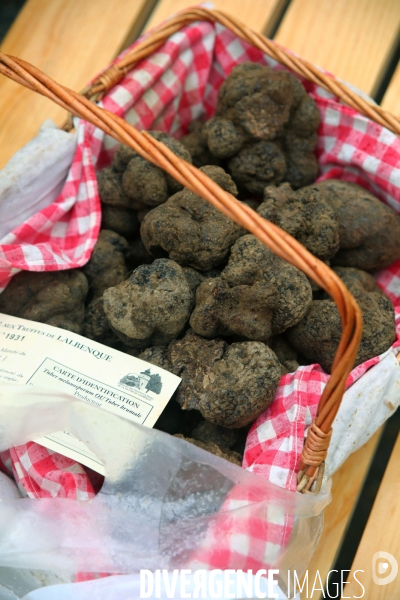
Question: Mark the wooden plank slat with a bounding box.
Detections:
[301,430,381,600]
[145,0,287,37]
[345,434,400,598]
[0,0,157,169]
[381,61,400,117]
[275,0,400,97]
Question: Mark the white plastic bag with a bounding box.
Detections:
[0,384,330,600]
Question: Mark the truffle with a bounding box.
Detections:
[191,421,239,449]
[203,117,246,158]
[98,167,131,208]
[286,266,396,372]
[140,330,281,428]
[208,63,320,192]
[83,296,118,346]
[215,63,294,141]
[99,133,192,212]
[174,434,242,466]
[308,179,400,271]
[120,132,192,207]
[228,141,286,194]
[103,259,194,348]
[101,205,139,239]
[153,330,281,428]
[83,230,128,299]
[257,183,339,260]
[122,157,169,208]
[125,237,153,271]
[0,270,88,334]
[141,166,244,270]
[180,120,217,168]
[281,132,319,189]
[140,329,281,429]
[190,235,312,341]
[268,335,299,374]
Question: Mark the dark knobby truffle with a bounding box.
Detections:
[228,141,287,194]
[190,235,312,341]
[103,259,193,348]
[208,62,320,192]
[257,183,339,261]
[0,270,88,334]
[101,205,139,239]
[83,296,118,346]
[83,230,128,299]
[215,62,294,140]
[99,132,192,212]
[174,434,242,466]
[120,131,192,207]
[169,330,281,428]
[140,166,244,270]
[309,179,400,271]
[140,330,281,428]
[203,117,246,158]
[286,266,396,372]
[179,120,218,168]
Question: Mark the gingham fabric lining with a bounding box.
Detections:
[1,17,400,573]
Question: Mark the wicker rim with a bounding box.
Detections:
[0,8,368,493]
[83,7,400,136]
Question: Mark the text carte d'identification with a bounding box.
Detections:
[0,313,181,474]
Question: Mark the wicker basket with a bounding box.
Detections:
[2,7,398,493]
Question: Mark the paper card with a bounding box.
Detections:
[0,313,181,474]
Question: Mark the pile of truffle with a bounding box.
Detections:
[2,63,399,465]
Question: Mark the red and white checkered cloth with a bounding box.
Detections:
[1,15,400,574]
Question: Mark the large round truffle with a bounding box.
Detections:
[0,270,88,334]
[153,330,281,428]
[286,266,396,372]
[216,63,294,141]
[190,235,312,340]
[173,333,281,428]
[257,183,339,260]
[140,166,244,270]
[308,179,400,271]
[103,259,193,348]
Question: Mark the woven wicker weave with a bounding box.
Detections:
[0,7,377,493]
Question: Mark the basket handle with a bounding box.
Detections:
[0,9,367,492]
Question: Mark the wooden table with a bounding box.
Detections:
[0,2,399,598]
